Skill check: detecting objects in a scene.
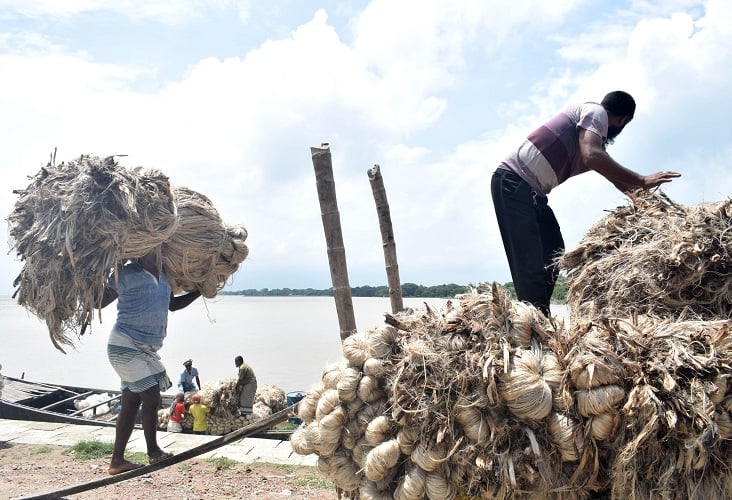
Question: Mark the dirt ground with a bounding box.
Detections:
[0,441,339,500]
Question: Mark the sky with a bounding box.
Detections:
[0,0,730,296]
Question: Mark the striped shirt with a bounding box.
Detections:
[499,102,608,196]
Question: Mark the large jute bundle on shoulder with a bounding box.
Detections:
[7,154,248,351]
[163,186,249,298]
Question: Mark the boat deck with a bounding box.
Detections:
[2,377,64,404]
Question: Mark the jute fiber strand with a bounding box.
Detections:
[8,155,248,351]
[560,190,732,322]
[8,155,178,351]
[290,278,732,498]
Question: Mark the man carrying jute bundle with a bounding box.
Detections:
[491,90,680,316]
[234,355,257,415]
[102,251,201,474]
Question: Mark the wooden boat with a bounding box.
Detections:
[0,376,293,439]
[0,375,143,427]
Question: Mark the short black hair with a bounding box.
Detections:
[601,90,635,119]
[235,355,243,365]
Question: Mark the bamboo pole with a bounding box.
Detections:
[311,144,357,340]
[367,164,404,314]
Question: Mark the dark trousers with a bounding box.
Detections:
[491,169,564,316]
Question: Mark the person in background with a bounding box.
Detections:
[167,392,186,433]
[491,90,680,316]
[102,251,201,474]
[188,393,211,435]
[235,355,257,415]
[178,359,200,393]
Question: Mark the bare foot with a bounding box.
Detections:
[108,460,144,475]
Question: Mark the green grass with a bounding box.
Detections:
[207,457,238,470]
[273,421,300,431]
[63,441,147,464]
[64,440,114,460]
[34,445,54,454]
[294,473,333,488]
[126,451,147,464]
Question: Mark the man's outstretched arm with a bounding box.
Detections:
[578,128,680,191]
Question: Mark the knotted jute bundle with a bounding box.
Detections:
[8,154,248,351]
[291,191,732,499]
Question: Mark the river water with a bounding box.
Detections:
[1,295,568,396]
[1,295,450,395]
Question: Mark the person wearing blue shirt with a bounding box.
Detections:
[178,359,200,393]
[102,251,201,475]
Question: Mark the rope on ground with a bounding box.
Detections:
[24,403,299,500]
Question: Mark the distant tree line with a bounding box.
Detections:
[221,275,567,302]
[221,282,470,298]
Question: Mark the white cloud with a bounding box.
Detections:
[0,0,730,296]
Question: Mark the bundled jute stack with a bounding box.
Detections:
[7,154,248,351]
[156,382,287,435]
[560,191,732,323]
[290,191,732,499]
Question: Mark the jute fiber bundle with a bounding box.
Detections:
[254,383,286,413]
[8,155,178,351]
[560,190,732,322]
[162,186,249,298]
[289,281,732,499]
[8,154,248,351]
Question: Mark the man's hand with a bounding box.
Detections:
[642,170,681,189]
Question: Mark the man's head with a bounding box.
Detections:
[235,355,243,367]
[601,91,636,144]
[175,392,184,402]
[191,394,201,404]
[183,359,193,369]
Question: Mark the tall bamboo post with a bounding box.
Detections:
[368,164,404,313]
[311,144,357,340]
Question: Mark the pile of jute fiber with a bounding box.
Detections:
[8,154,248,351]
[559,190,732,322]
[290,192,732,499]
[157,382,287,435]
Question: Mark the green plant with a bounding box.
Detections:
[35,445,54,454]
[64,440,114,460]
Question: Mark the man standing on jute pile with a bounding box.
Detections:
[492,91,680,316]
